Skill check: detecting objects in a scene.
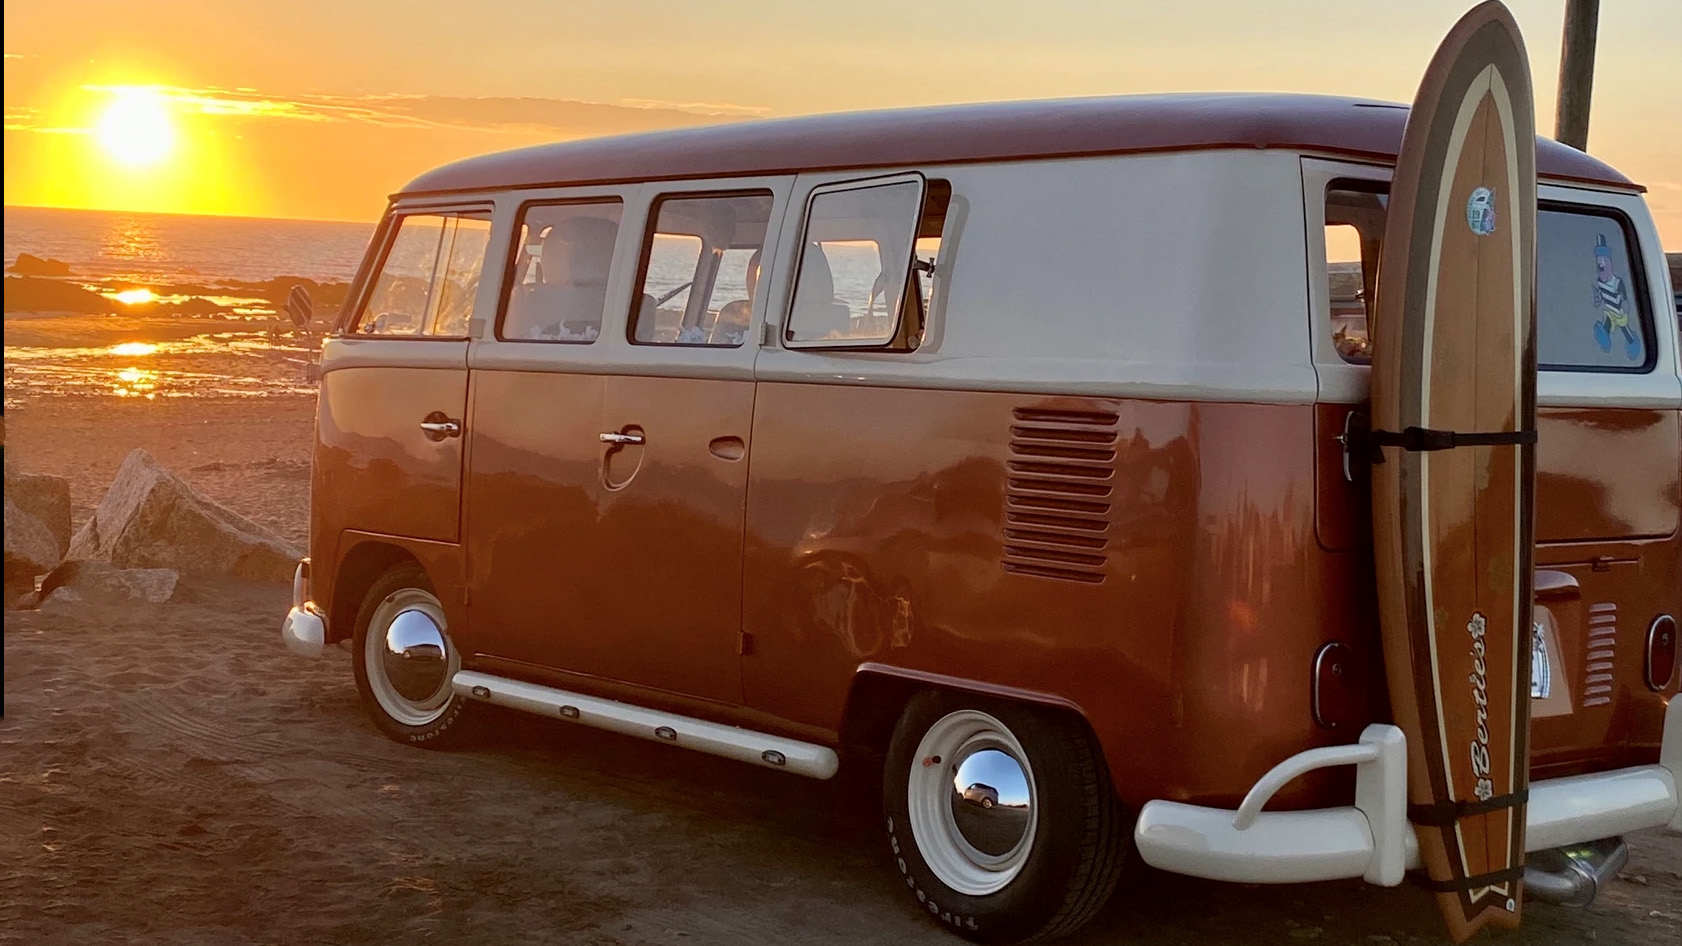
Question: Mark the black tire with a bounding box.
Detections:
[884,691,1126,943]
[351,561,476,747]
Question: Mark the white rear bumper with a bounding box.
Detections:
[1133,698,1681,886]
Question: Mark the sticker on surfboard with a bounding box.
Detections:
[1466,187,1497,235]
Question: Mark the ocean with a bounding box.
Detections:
[3,206,375,285]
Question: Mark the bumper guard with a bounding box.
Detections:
[281,559,327,658]
[1133,698,1681,886]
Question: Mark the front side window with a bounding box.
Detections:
[1323,185,1653,372]
[630,192,775,348]
[786,178,926,347]
[355,211,492,337]
[501,200,623,342]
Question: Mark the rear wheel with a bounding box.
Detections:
[352,561,475,747]
[884,691,1126,943]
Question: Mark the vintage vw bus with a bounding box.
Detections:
[282,93,1681,942]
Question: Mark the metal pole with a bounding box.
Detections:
[1555,0,1599,151]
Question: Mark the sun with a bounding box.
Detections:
[96,88,176,166]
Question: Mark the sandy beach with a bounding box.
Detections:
[3,311,1679,946]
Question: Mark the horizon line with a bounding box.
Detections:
[3,203,375,226]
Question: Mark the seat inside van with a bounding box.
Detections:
[505,216,617,341]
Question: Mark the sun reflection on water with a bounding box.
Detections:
[113,366,159,398]
[109,342,159,356]
[111,288,158,305]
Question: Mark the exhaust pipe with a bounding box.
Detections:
[1524,836,1629,907]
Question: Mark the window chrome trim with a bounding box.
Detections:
[783,171,928,350]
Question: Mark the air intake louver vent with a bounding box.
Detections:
[1003,408,1119,584]
[1582,602,1617,708]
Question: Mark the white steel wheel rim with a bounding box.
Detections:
[364,588,458,727]
[907,709,1039,897]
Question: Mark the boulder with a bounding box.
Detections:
[36,585,89,615]
[68,448,301,581]
[4,462,72,558]
[3,276,111,314]
[4,494,61,604]
[9,253,73,277]
[163,296,232,317]
[38,560,178,604]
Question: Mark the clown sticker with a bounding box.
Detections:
[1590,234,1640,360]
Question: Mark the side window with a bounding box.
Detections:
[1324,187,1386,365]
[786,177,950,348]
[1321,184,1654,373]
[501,200,623,342]
[355,211,492,337]
[1536,211,1650,370]
[630,192,775,347]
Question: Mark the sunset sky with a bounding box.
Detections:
[4,0,1679,242]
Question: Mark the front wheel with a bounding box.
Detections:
[351,562,476,747]
[884,691,1126,943]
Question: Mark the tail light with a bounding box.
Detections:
[1646,615,1677,692]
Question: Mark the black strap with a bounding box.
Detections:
[1408,789,1529,827]
[1370,426,1538,453]
[1415,864,1526,893]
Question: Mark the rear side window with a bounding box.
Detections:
[1323,185,1654,372]
[786,176,948,350]
[355,211,492,337]
[1537,212,1650,369]
[501,200,623,343]
[630,192,775,348]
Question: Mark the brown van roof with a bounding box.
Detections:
[399,93,1636,197]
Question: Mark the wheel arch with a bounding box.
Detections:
[326,539,425,645]
[840,663,1102,761]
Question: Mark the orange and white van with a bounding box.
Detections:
[283,92,1680,942]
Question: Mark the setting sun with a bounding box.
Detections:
[95,88,175,166]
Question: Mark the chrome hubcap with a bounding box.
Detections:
[949,747,1033,859]
[908,709,1038,896]
[364,588,457,726]
[382,609,450,702]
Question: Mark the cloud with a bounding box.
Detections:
[3,105,84,134]
[5,84,767,140]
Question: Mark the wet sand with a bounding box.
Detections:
[2,313,1679,945]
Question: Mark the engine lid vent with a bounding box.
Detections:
[1003,407,1118,584]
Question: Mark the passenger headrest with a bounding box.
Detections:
[797,243,833,303]
[744,248,763,299]
[542,216,617,287]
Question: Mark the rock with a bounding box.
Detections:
[162,296,231,316]
[4,462,72,558]
[8,252,73,277]
[3,276,112,314]
[38,560,178,604]
[68,448,301,581]
[37,585,88,615]
[4,494,61,604]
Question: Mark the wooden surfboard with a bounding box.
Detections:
[1369,3,1538,942]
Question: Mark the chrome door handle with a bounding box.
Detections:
[599,431,644,446]
[420,420,462,438]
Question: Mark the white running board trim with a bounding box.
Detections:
[452,670,841,780]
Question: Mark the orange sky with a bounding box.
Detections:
[4,1,1678,244]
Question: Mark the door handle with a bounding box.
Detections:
[420,419,462,439]
[599,431,645,446]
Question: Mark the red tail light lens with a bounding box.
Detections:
[1646,615,1677,692]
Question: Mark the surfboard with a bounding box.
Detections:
[1369,3,1538,941]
